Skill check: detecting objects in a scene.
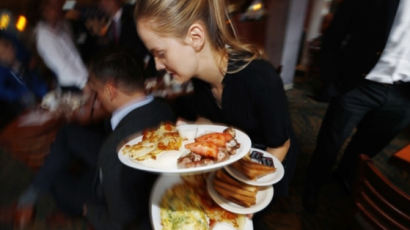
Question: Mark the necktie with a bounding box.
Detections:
[111,21,119,43]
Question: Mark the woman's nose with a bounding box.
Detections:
[154,58,165,71]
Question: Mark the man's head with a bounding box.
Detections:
[99,0,123,17]
[88,50,146,112]
[41,0,65,26]
[0,37,16,67]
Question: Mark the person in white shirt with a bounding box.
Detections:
[304,0,410,211]
[35,0,88,91]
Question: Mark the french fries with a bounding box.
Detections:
[213,169,258,207]
[231,156,276,180]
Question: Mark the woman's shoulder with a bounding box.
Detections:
[227,59,281,83]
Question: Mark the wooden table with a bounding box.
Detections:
[393,144,410,166]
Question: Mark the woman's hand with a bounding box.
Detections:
[266,139,290,162]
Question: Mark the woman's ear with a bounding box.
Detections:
[185,22,205,52]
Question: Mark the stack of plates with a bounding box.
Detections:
[207,148,285,214]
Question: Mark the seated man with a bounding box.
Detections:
[84,50,176,229]
[15,50,175,229]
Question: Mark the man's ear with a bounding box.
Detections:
[105,82,117,101]
[185,22,206,52]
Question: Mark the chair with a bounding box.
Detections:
[353,154,410,230]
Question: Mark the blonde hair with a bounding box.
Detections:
[134,0,263,73]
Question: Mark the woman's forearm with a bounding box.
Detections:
[266,139,290,162]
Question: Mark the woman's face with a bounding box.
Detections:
[137,20,198,83]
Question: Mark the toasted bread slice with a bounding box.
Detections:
[213,183,256,207]
[232,159,276,180]
[215,170,257,192]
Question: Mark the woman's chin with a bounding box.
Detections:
[172,74,189,84]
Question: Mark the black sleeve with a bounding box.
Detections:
[86,166,132,230]
[250,62,291,148]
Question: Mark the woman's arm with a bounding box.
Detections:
[267,139,290,162]
[251,61,292,162]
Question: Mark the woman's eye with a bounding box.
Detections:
[156,51,165,59]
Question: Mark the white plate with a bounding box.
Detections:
[224,148,285,186]
[118,124,252,174]
[150,175,253,230]
[207,172,274,214]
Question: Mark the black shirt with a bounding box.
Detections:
[174,59,291,149]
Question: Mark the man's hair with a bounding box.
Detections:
[89,49,146,93]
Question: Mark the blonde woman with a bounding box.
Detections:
[135,0,298,226]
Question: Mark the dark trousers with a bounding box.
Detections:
[32,122,106,215]
[306,80,410,190]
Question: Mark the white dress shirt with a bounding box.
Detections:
[366,0,410,84]
[36,21,88,89]
[110,95,154,130]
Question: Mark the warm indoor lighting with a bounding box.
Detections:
[16,15,27,32]
[251,3,263,11]
[0,14,10,30]
[241,0,266,21]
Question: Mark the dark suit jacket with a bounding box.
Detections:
[320,0,400,96]
[117,4,148,61]
[86,98,175,230]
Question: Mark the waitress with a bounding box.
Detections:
[134,0,299,227]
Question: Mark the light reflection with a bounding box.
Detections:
[0,14,10,30]
[251,3,263,11]
[16,15,27,32]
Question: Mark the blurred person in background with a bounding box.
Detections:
[86,0,149,62]
[35,0,88,92]
[86,0,155,77]
[304,0,410,211]
[0,33,48,129]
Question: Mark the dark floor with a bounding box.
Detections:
[0,74,408,230]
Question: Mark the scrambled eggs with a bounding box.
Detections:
[160,183,209,230]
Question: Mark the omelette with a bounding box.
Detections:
[160,181,246,230]
[160,183,209,230]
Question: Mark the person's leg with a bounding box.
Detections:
[303,81,386,209]
[337,83,410,185]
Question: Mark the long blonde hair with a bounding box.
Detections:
[134,0,263,73]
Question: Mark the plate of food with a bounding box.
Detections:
[150,174,253,230]
[118,123,252,174]
[207,170,274,214]
[224,148,285,186]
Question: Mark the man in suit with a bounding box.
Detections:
[83,50,175,229]
[304,0,410,211]
[98,0,149,63]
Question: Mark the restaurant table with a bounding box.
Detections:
[393,144,410,167]
[373,144,410,195]
[0,109,63,170]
